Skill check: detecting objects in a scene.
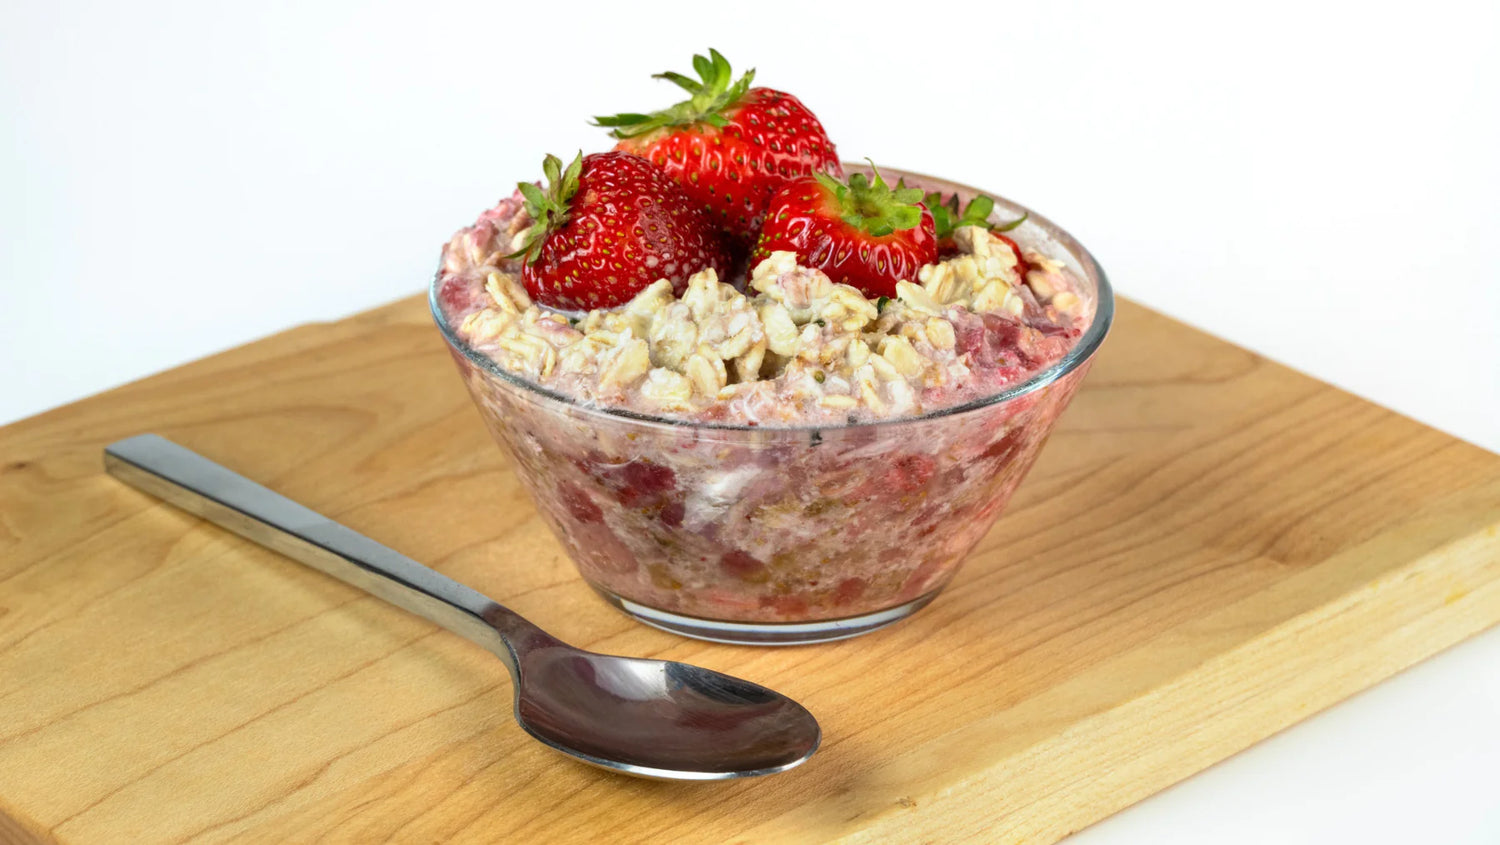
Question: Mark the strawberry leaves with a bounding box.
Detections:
[593,49,755,139]
[819,162,927,238]
[510,152,584,265]
[923,190,1027,240]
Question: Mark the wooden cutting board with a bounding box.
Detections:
[2,295,1498,844]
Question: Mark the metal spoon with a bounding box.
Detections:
[104,434,819,780]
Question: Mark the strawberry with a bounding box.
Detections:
[924,190,1031,280]
[594,49,842,243]
[750,166,937,299]
[510,151,731,311]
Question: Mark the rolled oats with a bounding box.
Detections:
[895,281,944,317]
[1025,268,1055,302]
[821,285,879,333]
[885,375,917,412]
[759,301,801,357]
[518,308,582,345]
[685,349,728,396]
[878,335,924,378]
[495,331,557,378]
[596,332,652,391]
[681,268,736,322]
[485,271,531,315]
[867,351,903,384]
[647,302,699,370]
[1024,254,1068,304]
[751,253,873,332]
[639,367,694,409]
[919,226,1026,314]
[926,318,956,350]
[734,339,767,383]
[1051,291,1080,314]
[917,260,963,304]
[459,308,515,343]
[846,338,872,368]
[447,219,1087,422]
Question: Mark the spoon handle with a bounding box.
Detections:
[103,434,542,670]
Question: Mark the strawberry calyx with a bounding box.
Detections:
[818,162,927,238]
[592,49,755,139]
[508,152,584,265]
[922,190,1027,240]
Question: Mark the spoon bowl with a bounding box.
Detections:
[509,636,818,778]
[104,434,820,780]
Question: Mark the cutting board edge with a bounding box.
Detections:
[745,515,1500,843]
[0,800,56,845]
[1005,517,1500,843]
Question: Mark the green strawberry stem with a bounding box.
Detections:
[592,49,755,139]
[508,152,584,264]
[923,189,1027,240]
[819,161,926,238]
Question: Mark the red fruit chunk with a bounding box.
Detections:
[557,481,603,524]
[833,577,867,606]
[980,313,1024,351]
[720,550,769,583]
[981,428,1026,465]
[580,456,678,508]
[621,460,676,499]
[952,311,1031,371]
[953,315,988,360]
[436,277,474,317]
[658,500,686,528]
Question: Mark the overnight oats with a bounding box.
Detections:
[430,51,1112,643]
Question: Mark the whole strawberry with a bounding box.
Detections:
[510,151,731,311]
[594,49,842,243]
[751,166,937,299]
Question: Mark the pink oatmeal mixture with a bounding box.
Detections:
[435,189,1098,627]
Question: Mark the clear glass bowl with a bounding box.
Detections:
[430,166,1113,644]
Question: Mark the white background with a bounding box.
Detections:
[3,1,1497,840]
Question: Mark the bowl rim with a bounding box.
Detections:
[428,164,1114,433]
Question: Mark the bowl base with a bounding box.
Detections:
[591,588,942,645]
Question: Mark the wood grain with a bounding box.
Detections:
[1,296,1497,844]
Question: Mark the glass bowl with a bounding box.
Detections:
[430,165,1113,645]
